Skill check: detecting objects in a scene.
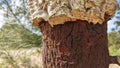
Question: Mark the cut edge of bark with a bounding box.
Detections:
[27,0,118,27]
[32,10,110,27]
[32,9,117,27]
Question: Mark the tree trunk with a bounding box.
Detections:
[39,16,110,68]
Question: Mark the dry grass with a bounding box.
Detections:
[0,48,119,68]
[0,48,42,68]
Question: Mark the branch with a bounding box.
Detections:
[4,0,21,23]
[4,0,32,32]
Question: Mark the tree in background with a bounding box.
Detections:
[0,0,42,48]
[108,1,120,57]
[108,32,120,56]
[27,0,120,68]
[0,23,42,49]
[0,0,40,35]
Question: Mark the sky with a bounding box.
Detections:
[0,10,5,28]
[107,20,116,32]
[0,0,120,33]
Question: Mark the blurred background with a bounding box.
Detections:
[0,0,120,68]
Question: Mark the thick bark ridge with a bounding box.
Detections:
[39,17,110,68]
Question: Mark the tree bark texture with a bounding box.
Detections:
[39,16,110,68]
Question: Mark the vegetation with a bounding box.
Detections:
[0,23,42,49]
[0,23,42,68]
[108,31,120,57]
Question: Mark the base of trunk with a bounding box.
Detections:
[39,19,110,68]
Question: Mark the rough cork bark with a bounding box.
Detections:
[27,0,117,26]
[38,15,113,68]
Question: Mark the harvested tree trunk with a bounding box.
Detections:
[26,0,119,68]
[39,16,110,68]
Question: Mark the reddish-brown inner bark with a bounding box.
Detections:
[39,20,110,68]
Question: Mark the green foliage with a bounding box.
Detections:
[0,23,42,49]
[109,45,120,56]
[108,32,120,57]
[108,32,120,46]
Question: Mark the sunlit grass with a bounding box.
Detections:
[0,47,42,68]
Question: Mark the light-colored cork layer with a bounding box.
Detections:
[27,0,118,27]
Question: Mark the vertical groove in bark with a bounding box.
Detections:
[39,18,109,68]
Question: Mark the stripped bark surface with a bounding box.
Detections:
[38,15,114,68]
